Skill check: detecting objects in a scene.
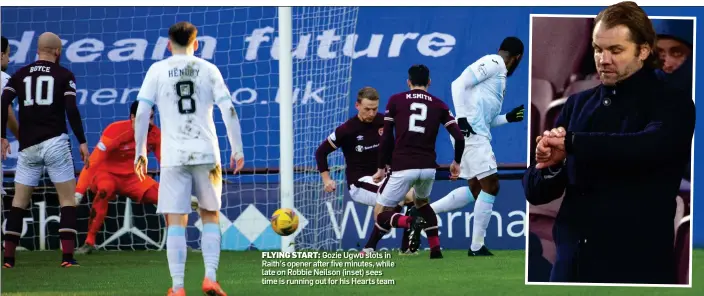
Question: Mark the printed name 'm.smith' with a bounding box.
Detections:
[168,68,200,78]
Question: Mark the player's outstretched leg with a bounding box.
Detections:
[54,179,80,267]
[360,205,400,255]
[375,207,427,255]
[166,214,188,295]
[430,186,475,214]
[2,184,30,268]
[200,209,226,296]
[469,175,499,257]
[78,194,109,254]
[77,178,116,254]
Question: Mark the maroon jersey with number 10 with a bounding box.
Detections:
[378,89,464,172]
[1,60,86,151]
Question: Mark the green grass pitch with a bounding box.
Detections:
[2,250,702,295]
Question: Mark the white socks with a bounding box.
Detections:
[201,223,221,281]
[167,226,187,290]
[428,186,496,251]
[471,191,495,251]
[430,186,475,214]
[167,223,221,291]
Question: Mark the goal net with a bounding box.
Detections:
[1,6,359,252]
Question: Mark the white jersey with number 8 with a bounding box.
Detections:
[136,54,236,167]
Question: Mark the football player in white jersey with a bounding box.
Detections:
[429,37,525,256]
[133,22,244,296]
[1,36,20,195]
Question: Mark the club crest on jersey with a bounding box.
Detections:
[357,135,364,141]
[355,145,363,152]
[378,128,383,136]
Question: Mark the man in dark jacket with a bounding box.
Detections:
[523,1,695,284]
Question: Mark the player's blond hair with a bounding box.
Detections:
[357,87,379,103]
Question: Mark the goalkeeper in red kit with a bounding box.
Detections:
[74,101,162,254]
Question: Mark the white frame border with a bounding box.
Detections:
[525,13,696,288]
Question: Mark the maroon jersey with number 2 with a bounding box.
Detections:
[378,89,464,172]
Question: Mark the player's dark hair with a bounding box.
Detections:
[357,87,379,103]
[1,36,8,54]
[499,37,524,57]
[594,1,660,68]
[168,22,198,47]
[408,64,430,87]
[130,101,154,117]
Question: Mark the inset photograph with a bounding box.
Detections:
[525,3,695,287]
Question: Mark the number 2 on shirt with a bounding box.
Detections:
[409,102,427,133]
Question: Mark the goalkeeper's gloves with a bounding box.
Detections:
[507,104,525,122]
[457,118,476,137]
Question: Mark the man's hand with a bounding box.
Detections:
[1,138,10,160]
[507,104,525,122]
[457,118,475,137]
[372,168,386,183]
[134,155,148,182]
[323,178,336,193]
[230,153,244,174]
[535,127,567,169]
[79,143,90,168]
[535,135,552,164]
[548,126,567,138]
[449,160,461,180]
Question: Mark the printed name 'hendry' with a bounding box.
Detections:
[168,68,199,78]
[8,29,455,64]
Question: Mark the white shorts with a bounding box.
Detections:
[348,176,380,207]
[15,134,74,187]
[377,168,435,207]
[460,137,498,180]
[157,164,222,214]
